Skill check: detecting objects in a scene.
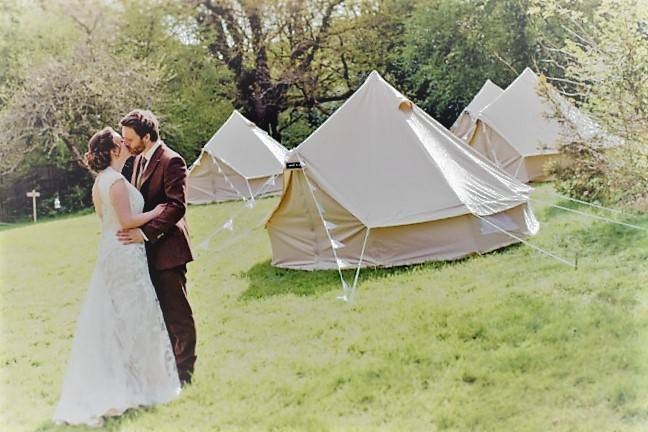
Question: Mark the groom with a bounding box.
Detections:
[116,109,196,386]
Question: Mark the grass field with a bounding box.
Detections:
[1,185,648,431]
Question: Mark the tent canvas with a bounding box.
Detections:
[467,68,619,183]
[451,79,504,140]
[187,110,288,203]
[266,71,539,270]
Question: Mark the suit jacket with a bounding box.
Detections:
[129,142,194,271]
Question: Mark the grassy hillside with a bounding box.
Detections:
[1,186,647,431]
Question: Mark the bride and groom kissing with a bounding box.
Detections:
[53,110,197,426]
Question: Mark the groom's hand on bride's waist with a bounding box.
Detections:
[116,228,146,245]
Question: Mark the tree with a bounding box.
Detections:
[0,46,159,175]
[192,0,400,140]
[0,0,86,109]
[0,0,238,218]
[393,0,542,126]
[0,0,160,175]
[534,0,648,206]
[114,0,235,160]
[0,0,236,175]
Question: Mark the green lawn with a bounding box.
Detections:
[1,185,648,431]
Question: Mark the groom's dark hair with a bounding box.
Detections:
[120,109,159,142]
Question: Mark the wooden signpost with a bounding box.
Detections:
[26,189,40,222]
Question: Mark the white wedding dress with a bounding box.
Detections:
[53,167,181,427]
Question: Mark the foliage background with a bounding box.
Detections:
[0,0,646,219]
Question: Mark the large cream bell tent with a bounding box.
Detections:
[466,68,619,183]
[451,79,504,141]
[265,71,540,271]
[187,110,288,204]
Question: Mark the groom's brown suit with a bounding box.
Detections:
[128,142,196,384]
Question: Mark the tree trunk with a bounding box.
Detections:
[62,135,91,172]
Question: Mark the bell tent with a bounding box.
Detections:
[265,71,539,270]
[466,68,619,182]
[187,110,288,204]
[451,79,504,140]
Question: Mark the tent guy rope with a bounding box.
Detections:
[297,154,369,303]
[531,197,647,231]
[474,213,576,268]
[198,174,278,250]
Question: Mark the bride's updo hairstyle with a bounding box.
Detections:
[85,127,118,173]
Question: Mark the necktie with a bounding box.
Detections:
[137,157,147,188]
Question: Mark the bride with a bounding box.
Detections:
[53,127,181,427]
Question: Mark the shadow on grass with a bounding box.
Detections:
[538,197,648,253]
[238,244,525,301]
[34,406,150,431]
[540,197,648,225]
[568,213,648,256]
[238,260,445,301]
[0,222,23,232]
[0,209,94,233]
[539,197,613,220]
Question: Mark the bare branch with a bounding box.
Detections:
[490,50,518,75]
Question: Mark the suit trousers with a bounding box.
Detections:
[150,264,197,383]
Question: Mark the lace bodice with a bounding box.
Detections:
[96,167,144,233]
